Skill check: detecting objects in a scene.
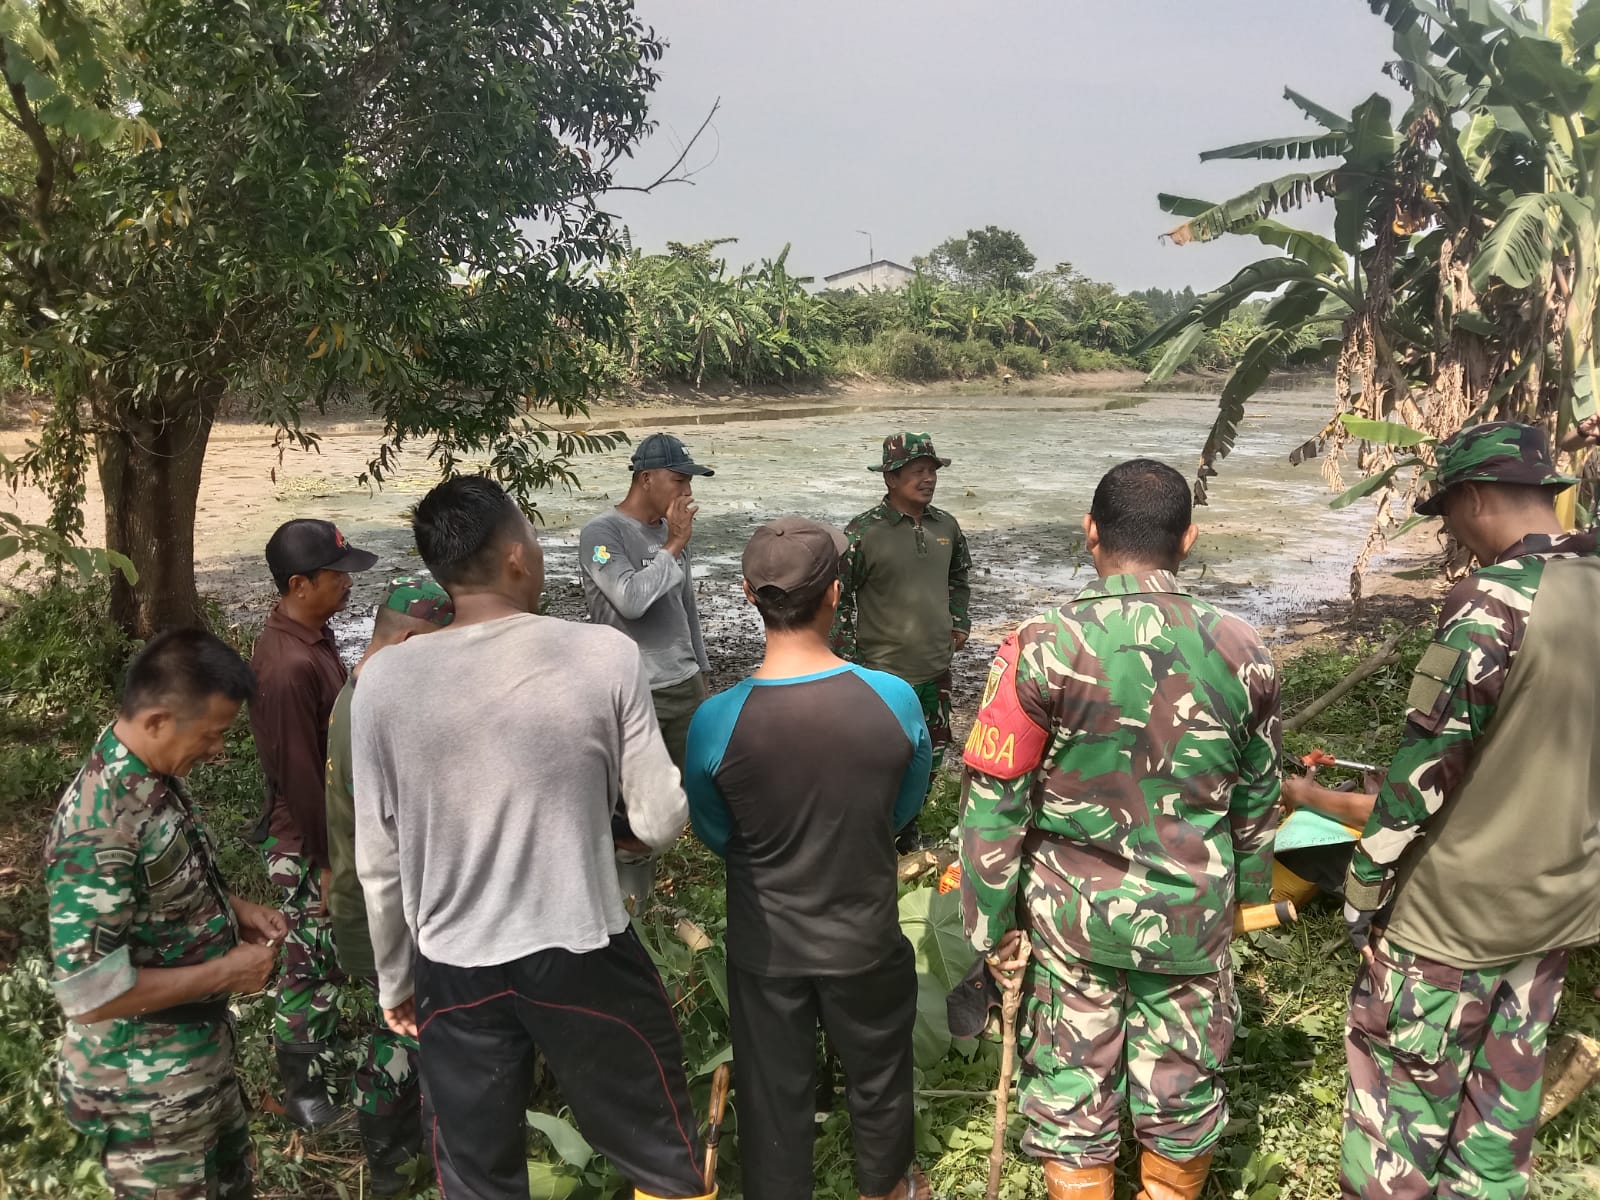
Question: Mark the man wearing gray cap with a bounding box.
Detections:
[684,517,933,1200]
[580,432,714,903]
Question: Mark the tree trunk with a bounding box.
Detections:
[96,393,218,639]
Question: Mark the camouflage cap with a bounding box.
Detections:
[870,432,951,473]
[382,576,454,626]
[1414,421,1577,516]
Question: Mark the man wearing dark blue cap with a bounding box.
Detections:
[580,433,714,906]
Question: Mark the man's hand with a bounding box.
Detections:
[951,630,969,653]
[221,942,280,996]
[384,997,418,1038]
[664,496,698,555]
[984,929,1029,986]
[1281,774,1308,814]
[231,897,287,946]
[316,867,332,918]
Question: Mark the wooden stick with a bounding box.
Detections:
[986,932,1031,1200]
[1539,1031,1600,1128]
[1285,630,1406,732]
[703,1063,731,1192]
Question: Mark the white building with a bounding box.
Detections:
[822,259,916,293]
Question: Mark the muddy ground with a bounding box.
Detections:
[3,381,1444,735]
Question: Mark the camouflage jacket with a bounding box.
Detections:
[1346,529,1600,913]
[45,727,238,1021]
[960,570,1281,975]
[830,500,972,684]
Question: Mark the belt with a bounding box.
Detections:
[135,999,229,1026]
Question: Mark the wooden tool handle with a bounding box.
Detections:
[702,1062,732,1192]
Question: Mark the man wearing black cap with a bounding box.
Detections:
[580,432,714,904]
[251,517,377,1128]
[683,517,933,1200]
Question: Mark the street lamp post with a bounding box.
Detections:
[855,229,874,288]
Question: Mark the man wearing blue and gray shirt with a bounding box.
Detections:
[581,432,714,904]
[684,517,933,1200]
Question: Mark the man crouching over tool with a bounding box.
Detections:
[352,476,711,1200]
[959,459,1281,1200]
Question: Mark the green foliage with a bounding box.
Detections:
[914,225,1038,293]
[994,343,1045,378]
[2,0,662,634]
[1151,0,1600,567]
[879,331,949,382]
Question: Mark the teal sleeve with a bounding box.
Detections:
[853,667,932,830]
[683,685,748,858]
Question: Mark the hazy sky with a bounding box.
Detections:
[602,2,1400,292]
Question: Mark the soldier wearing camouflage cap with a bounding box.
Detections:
[45,629,286,1198]
[960,459,1281,1200]
[324,577,454,1194]
[832,432,972,852]
[1340,422,1600,1199]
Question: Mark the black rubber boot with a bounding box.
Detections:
[275,1042,347,1130]
[358,1107,424,1197]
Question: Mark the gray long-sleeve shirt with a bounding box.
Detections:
[351,614,688,1008]
[579,509,709,690]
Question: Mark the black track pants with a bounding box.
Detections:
[727,937,917,1200]
[415,928,705,1200]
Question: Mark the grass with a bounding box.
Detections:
[1,586,1597,1198]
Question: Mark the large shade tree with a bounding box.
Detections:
[1144,0,1600,594]
[1,0,664,636]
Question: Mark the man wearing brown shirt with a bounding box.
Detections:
[250,518,376,1128]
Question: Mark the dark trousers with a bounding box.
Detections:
[728,938,917,1200]
[415,928,704,1200]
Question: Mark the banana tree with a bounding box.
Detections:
[1146,0,1600,593]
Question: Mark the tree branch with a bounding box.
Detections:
[603,98,720,195]
[0,41,58,237]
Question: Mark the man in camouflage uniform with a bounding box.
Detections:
[325,578,453,1194]
[960,458,1280,1200]
[45,629,285,1198]
[1341,423,1600,1200]
[833,432,972,851]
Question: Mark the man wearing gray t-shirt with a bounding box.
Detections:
[580,432,714,904]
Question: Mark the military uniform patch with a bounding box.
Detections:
[1407,642,1466,733]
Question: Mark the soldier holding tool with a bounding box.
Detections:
[1340,423,1600,1200]
[960,458,1280,1200]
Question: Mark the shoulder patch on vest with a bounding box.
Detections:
[1407,641,1466,733]
[963,634,1049,780]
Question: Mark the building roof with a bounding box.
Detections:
[822,259,915,283]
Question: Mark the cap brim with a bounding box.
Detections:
[324,546,379,573]
[682,463,715,477]
[1413,491,1447,517]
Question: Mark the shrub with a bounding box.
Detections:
[993,343,1044,378]
[1052,340,1123,372]
[878,330,949,382]
[947,340,995,380]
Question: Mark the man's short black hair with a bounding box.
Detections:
[413,476,524,588]
[120,628,256,719]
[1089,458,1193,568]
[751,584,829,633]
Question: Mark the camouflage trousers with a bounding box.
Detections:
[910,670,952,787]
[1340,937,1567,1200]
[264,849,344,1052]
[1017,936,1235,1167]
[60,1016,251,1199]
[350,977,420,1117]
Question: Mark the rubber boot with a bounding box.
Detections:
[1044,1160,1115,1199]
[358,1108,422,1197]
[1135,1149,1212,1200]
[275,1042,347,1130]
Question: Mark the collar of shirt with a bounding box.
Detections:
[96,724,181,812]
[1494,528,1600,563]
[873,499,949,526]
[1072,569,1189,603]
[265,603,337,650]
